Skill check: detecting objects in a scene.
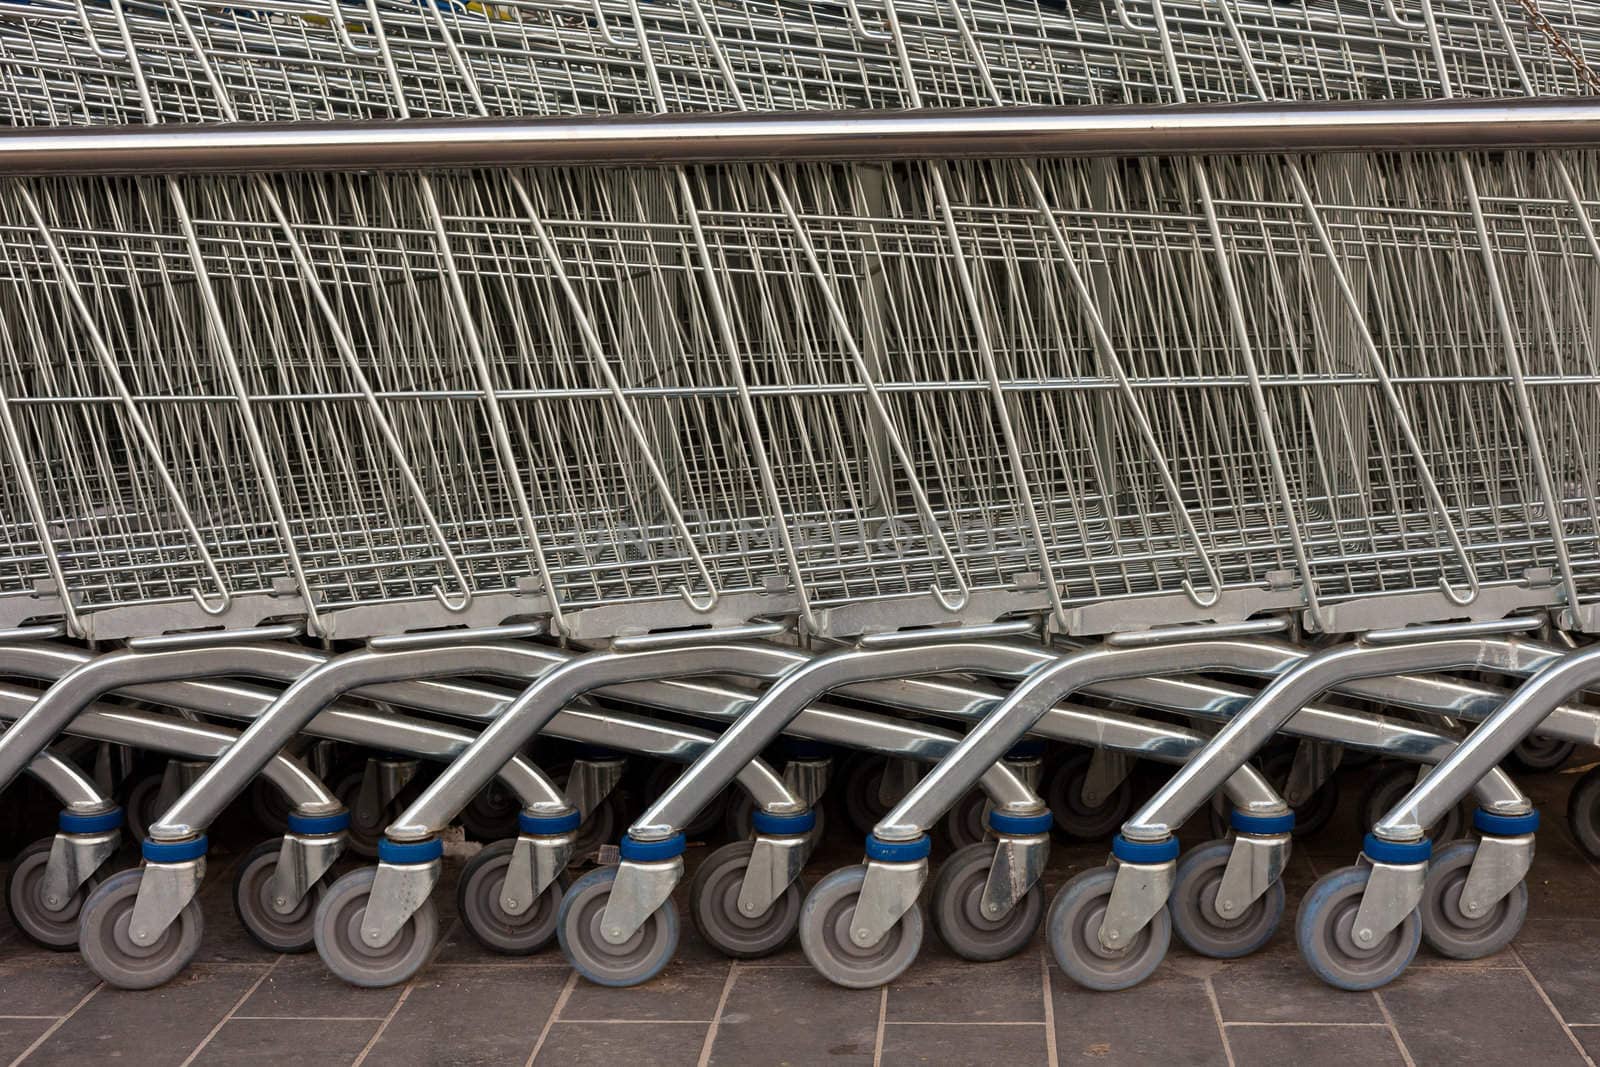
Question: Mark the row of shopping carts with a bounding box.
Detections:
[2,0,1600,1001]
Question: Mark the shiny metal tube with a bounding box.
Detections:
[1,98,1597,177]
[24,749,110,812]
[1374,645,1600,839]
[0,684,331,810]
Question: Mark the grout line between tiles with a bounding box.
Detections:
[871,985,888,1067]
[1039,942,1060,1067]
[556,1019,715,1025]
[696,961,739,1067]
[882,1021,1045,1027]
[350,981,414,1066]
[179,954,283,1067]
[523,969,579,1066]
[1512,944,1597,1067]
[1371,990,1417,1067]
[1203,975,1236,1067]
[9,982,101,1067]
[231,1016,389,1022]
[1221,1021,1390,1028]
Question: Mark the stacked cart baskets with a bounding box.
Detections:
[0,0,1599,997]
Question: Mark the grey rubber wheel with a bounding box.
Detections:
[249,779,293,837]
[1509,736,1576,774]
[943,792,990,851]
[314,867,438,988]
[1296,865,1420,991]
[460,781,522,842]
[929,842,1043,962]
[1048,866,1170,991]
[334,772,388,860]
[457,839,569,955]
[6,837,102,950]
[1168,839,1284,959]
[688,840,803,958]
[78,867,204,990]
[799,865,923,989]
[232,838,325,953]
[1566,765,1600,861]
[1360,765,1463,844]
[842,757,894,837]
[1419,839,1527,960]
[557,865,679,987]
[123,774,163,845]
[1045,752,1134,842]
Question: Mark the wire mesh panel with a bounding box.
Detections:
[3,144,1598,637]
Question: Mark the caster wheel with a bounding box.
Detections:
[1419,839,1527,960]
[688,840,803,959]
[1508,736,1576,774]
[78,867,204,990]
[929,842,1043,962]
[123,774,164,844]
[1296,865,1420,990]
[1566,764,1600,861]
[460,781,522,843]
[841,756,894,838]
[646,763,727,843]
[1044,751,1134,842]
[249,780,293,837]
[1360,765,1463,844]
[1048,866,1169,991]
[1168,839,1284,959]
[724,796,828,852]
[314,868,438,988]
[557,865,679,987]
[942,791,990,851]
[799,865,923,989]
[334,771,389,860]
[5,837,103,950]
[1261,750,1339,839]
[457,839,569,955]
[232,839,326,954]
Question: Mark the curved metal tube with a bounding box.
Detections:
[1125,638,1539,839]
[875,641,1315,840]
[0,684,332,810]
[23,748,108,812]
[1093,674,1525,811]
[145,643,604,840]
[631,641,1068,839]
[0,642,791,817]
[1116,635,1600,746]
[1373,644,1600,840]
[0,645,322,795]
[385,644,833,841]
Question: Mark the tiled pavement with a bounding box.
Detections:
[2,765,1597,1066]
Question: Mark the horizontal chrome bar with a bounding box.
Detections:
[609,621,789,651]
[125,624,304,651]
[1104,617,1290,647]
[365,621,546,651]
[855,619,1038,649]
[3,98,1598,177]
[1362,616,1545,645]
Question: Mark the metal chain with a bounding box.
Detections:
[1516,0,1600,92]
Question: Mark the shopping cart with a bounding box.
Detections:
[1,0,1598,1001]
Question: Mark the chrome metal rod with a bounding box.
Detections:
[3,98,1598,177]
